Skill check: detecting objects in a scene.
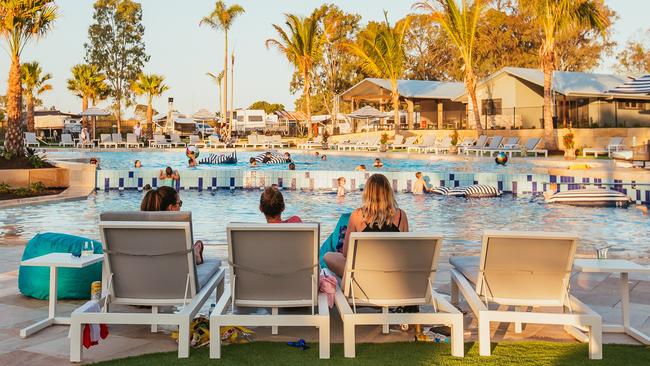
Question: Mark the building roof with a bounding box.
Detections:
[607,75,650,94]
[341,78,465,101]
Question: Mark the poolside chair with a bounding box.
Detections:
[69,211,226,362]
[464,135,488,155]
[98,134,117,148]
[210,223,329,359]
[361,135,382,151]
[431,136,453,154]
[125,133,144,148]
[206,134,225,148]
[512,137,547,157]
[456,137,475,154]
[298,135,323,149]
[583,137,625,158]
[392,136,418,150]
[111,133,127,147]
[269,135,288,148]
[408,135,436,153]
[449,231,602,359]
[336,136,360,151]
[150,134,171,148]
[389,134,404,149]
[59,133,75,147]
[170,133,187,147]
[335,232,464,358]
[189,134,206,148]
[470,136,503,156]
[24,132,40,148]
[494,137,520,157]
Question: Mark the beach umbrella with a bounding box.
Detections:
[80,107,111,140]
[608,75,650,94]
[348,106,386,132]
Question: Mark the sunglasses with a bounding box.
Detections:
[177,200,183,207]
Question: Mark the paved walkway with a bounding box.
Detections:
[0,244,648,365]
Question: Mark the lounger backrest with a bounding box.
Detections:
[171,133,181,142]
[248,135,258,144]
[422,135,436,146]
[112,133,123,142]
[126,133,138,143]
[61,134,73,143]
[154,134,166,143]
[343,233,442,307]
[460,137,474,146]
[227,223,319,308]
[439,136,452,146]
[393,135,404,145]
[100,134,111,143]
[314,136,322,143]
[608,137,624,146]
[487,136,503,148]
[475,135,488,147]
[405,136,417,145]
[525,137,541,150]
[190,135,200,143]
[476,230,577,306]
[505,137,519,146]
[25,132,36,141]
[99,211,198,305]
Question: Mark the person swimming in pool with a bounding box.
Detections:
[356,164,366,171]
[288,162,296,170]
[321,154,327,161]
[259,186,302,224]
[249,157,258,167]
[134,160,142,168]
[188,157,197,167]
[262,152,273,163]
[337,177,346,197]
[412,172,431,194]
[373,158,384,168]
[159,166,179,187]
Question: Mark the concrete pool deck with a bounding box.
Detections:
[0,244,649,365]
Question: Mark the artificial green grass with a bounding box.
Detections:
[94,341,650,366]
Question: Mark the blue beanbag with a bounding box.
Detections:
[18,233,103,300]
[319,213,351,269]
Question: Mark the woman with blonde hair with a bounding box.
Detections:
[324,173,409,277]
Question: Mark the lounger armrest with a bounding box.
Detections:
[211,284,233,318]
[450,268,488,314]
[333,285,354,316]
[178,267,226,318]
[430,289,461,314]
[317,292,330,317]
[567,294,600,317]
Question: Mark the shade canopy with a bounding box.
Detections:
[608,75,650,95]
[80,107,111,117]
[347,105,386,119]
[192,108,215,120]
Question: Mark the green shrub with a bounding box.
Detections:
[29,182,46,193]
[0,183,10,194]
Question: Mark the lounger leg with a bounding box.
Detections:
[209,320,221,359]
[69,318,83,362]
[382,307,389,334]
[272,307,278,335]
[450,315,464,357]
[515,321,522,334]
[589,322,603,360]
[451,279,459,305]
[478,313,491,356]
[151,306,158,333]
[178,320,190,358]
[319,317,330,359]
[343,318,356,358]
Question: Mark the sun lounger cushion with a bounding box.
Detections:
[431,186,450,195]
[19,233,103,300]
[196,257,223,290]
[464,185,502,198]
[449,256,480,285]
[319,213,351,269]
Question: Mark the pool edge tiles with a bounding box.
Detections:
[95,168,650,204]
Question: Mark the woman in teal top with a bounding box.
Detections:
[158,166,179,187]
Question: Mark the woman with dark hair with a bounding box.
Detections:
[140,186,204,264]
[158,166,179,187]
[324,174,408,277]
[259,187,302,223]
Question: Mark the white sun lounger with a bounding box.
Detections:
[206,135,225,148]
[59,133,75,147]
[111,133,127,148]
[494,137,520,157]
[98,134,117,148]
[389,135,404,149]
[24,132,40,148]
[210,223,329,359]
[408,135,437,153]
[126,133,144,148]
[456,137,475,154]
[430,136,453,154]
[510,137,547,157]
[392,136,418,150]
[189,134,206,148]
[170,133,187,147]
[583,137,625,158]
[149,134,171,148]
[463,135,487,155]
[335,232,464,358]
[449,230,602,359]
[70,211,226,362]
[298,136,323,150]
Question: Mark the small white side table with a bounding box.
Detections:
[574,258,650,345]
[20,253,103,338]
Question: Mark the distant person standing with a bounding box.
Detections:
[79,127,90,146]
[134,122,143,142]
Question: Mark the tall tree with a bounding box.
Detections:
[521,0,609,150]
[200,1,245,136]
[21,62,52,133]
[616,30,650,75]
[248,100,285,114]
[413,0,485,134]
[85,0,149,134]
[404,14,461,81]
[67,64,109,132]
[131,74,169,139]
[206,70,225,116]
[266,14,324,137]
[0,0,58,155]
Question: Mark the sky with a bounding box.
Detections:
[0,0,648,118]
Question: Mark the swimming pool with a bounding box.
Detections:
[2,190,649,260]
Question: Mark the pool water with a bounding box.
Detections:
[44,150,555,173]
[2,190,648,260]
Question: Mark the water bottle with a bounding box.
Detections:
[82,241,94,257]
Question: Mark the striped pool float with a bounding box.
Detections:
[544,188,632,207]
[464,185,502,198]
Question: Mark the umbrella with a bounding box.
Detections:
[348,106,387,132]
[608,75,650,94]
[80,107,111,140]
[192,108,215,121]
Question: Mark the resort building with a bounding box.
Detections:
[341,67,650,131]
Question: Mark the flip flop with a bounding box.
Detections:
[287,339,310,350]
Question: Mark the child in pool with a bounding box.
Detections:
[288,162,296,170]
[412,172,431,194]
[259,187,302,223]
[134,160,142,168]
[373,158,383,168]
[188,157,197,167]
[337,177,346,197]
[356,164,366,171]
[249,157,257,167]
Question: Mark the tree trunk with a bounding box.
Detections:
[81,97,90,132]
[230,51,234,138]
[115,97,122,134]
[146,95,153,139]
[542,55,558,150]
[304,71,313,138]
[4,57,24,155]
[223,31,229,137]
[26,94,35,133]
[465,69,483,134]
[393,93,400,132]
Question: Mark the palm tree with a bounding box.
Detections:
[0,0,58,155]
[67,64,109,132]
[266,14,324,138]
[131,74,169,139]
[344,13,410,132]
[200,1,245,136]
[21,62,52,133]
[522,0,609,150]
[206,70,225,117]
[413,0,484,134]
